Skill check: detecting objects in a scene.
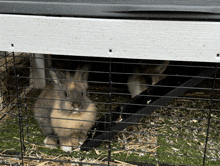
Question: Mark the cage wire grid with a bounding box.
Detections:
[0,52,219,166]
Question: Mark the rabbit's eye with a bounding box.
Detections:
[64,92,68,97]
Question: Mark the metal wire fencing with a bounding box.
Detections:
[0,52,219,166]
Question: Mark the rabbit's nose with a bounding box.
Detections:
[72,103,79,110]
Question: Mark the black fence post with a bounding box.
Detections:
[203,65,218,166]
[12,52,25,165]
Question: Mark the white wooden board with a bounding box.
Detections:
[1,14,220,62]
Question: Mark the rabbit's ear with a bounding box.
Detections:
[74,65,89,81]
[153,61,169,74]
[143,61,169,74]
[80,66,89,82]
[49,70,66,88]
[66,71,71,79]
[73,65,90,90]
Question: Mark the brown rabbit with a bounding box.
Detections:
[34,66,96,152]
[128,61,169,98]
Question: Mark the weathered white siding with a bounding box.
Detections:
[1,14,220,62]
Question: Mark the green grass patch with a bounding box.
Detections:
[1,90,220,165]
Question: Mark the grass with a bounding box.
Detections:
[0,88,220,165]
[156,97,220,166]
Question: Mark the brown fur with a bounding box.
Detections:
[51,102,96,148]
[34,84,59,149]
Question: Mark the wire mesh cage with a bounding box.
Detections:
[0,51,219,165]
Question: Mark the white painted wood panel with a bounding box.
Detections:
[1,14,220,62]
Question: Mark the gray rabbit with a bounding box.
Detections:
[34,66,97,152]
[128,61,169,98]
